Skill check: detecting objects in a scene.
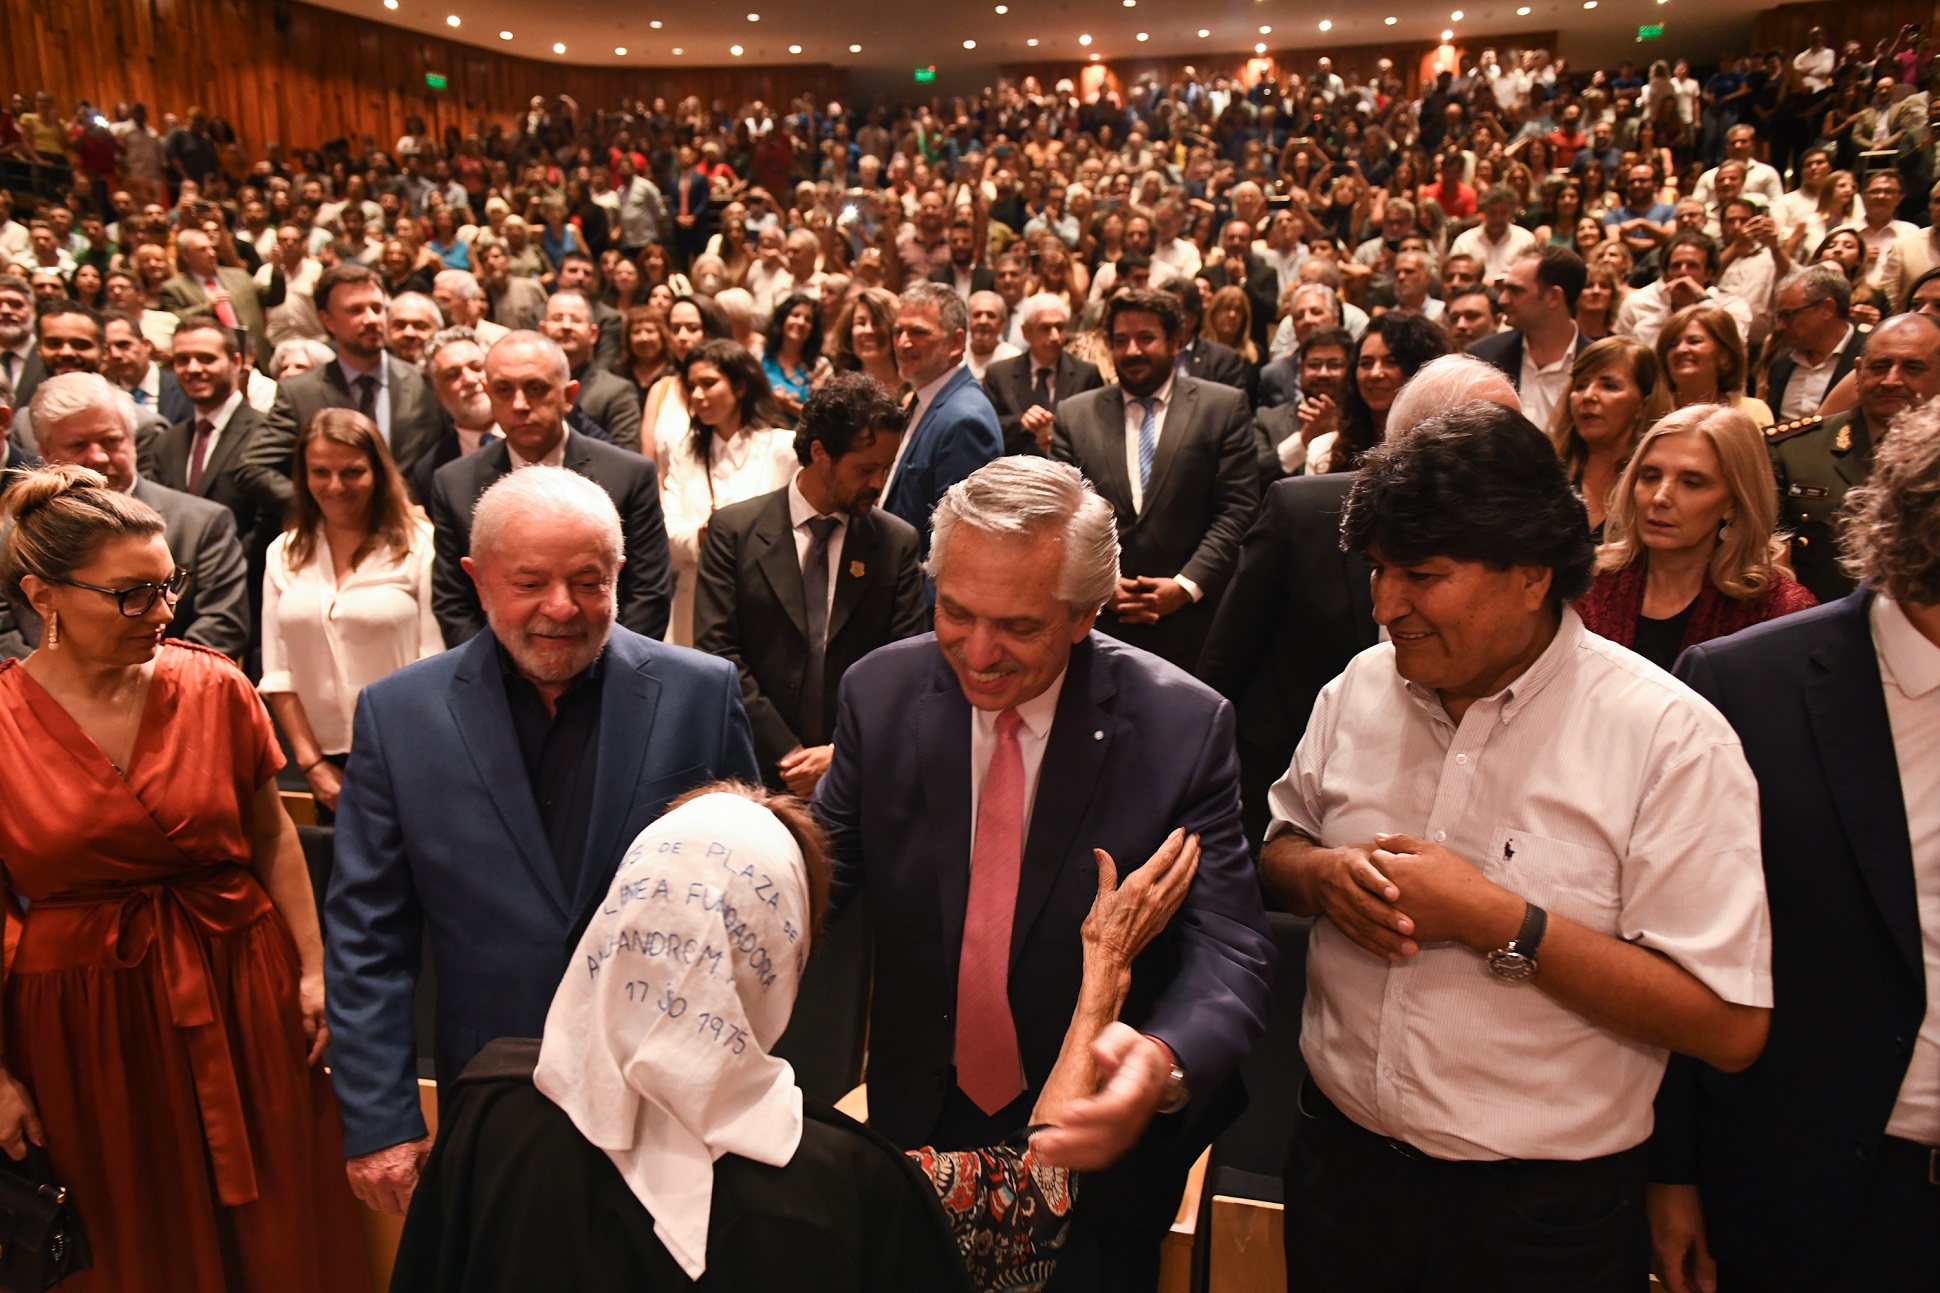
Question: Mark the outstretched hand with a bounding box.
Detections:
[1029,1022,1169,1170]
[1083,830,1200,969]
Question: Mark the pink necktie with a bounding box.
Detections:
[204,276,239,329]
[956,708,1026,1115]
[186,419,214,493]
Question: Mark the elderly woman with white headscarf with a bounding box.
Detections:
[390,781,1192,1293]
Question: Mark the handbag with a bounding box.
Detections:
[0,1147,91,1291]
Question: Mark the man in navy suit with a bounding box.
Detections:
[1650,410,1940,1292]
[814,456,1274,1291]
[879,282,1005,558]
[326,465,759,1217]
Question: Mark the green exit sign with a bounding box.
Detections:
[1636,23,1664,41]
[425,72,449,90]
[914,66,937,83]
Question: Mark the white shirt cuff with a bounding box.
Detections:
[1174,575,1204,603]
[1277,432,1307,475]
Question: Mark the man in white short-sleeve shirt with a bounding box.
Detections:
[1260,400,1772,1290]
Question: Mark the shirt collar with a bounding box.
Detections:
[1403,604,1584,723]
[197,387,245,433]
[1131,374,1176,410]
[914,365,955,406]
[788,473,848,530]
[1872,594,1940,700]
[508,430,569,469]
[337,352,388,387]
[971,665,1068,742]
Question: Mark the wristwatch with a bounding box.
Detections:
[1486,902,1548,982]
[1145,1035,1190,1114]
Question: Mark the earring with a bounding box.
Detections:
[1719,519,1734,540]
[44,611,58,649]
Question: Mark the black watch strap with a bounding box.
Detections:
[1511,902,1548,959]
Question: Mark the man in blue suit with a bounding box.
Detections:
[326,465,759,1216]
[1650,412,1940,1292]
[814,457,1274,1291]
[880,282,1005,557]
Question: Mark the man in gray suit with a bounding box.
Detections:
[1052,287,1258,672]
[541,289,641,448]
[159,228,285,367]
[239,263,445,501]
[1,372,247,657]
[479,243,548,331]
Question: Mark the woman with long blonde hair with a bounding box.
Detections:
[1575,404,1817,668]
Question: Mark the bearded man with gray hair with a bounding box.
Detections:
[326,462,759,1220]
[812,454,1273,1292]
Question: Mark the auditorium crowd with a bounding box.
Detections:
[0,21,1936,1292]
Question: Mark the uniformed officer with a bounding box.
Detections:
[1768,313,1940,603]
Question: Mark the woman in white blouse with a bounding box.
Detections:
[659,339,798,645]
[260,409,443,816]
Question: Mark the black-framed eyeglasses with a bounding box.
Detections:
[50,569,193,617]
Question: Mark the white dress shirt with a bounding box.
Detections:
[506,430,568,469]
[1778,325,1855,420]
[184,389,246,477]
[337,355,392,445]
[1615,280,1756,354]
[660,426,798,646]
[1267,608,1771,1160]
[1448,222,1538,282]
[1122,375,1175,516]
[968,669,1066,853]
[1517,325,1578,433]
[1860,219,1917,288]
[1875,597,1940,1145]
[257,519,444,755]
[963,341,1020,381]
[788,474,848,624]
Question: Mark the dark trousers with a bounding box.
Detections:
[931,1075,1200,1293]
[1282,1079,1650,1293]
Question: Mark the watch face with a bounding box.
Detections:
[1487,949,1537,982]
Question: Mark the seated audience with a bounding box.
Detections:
[1576,403,1818,668]
[0,463,370,1293]
[260,409,442,817]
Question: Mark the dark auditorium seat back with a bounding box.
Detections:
[772,893,874,1104]
[1191,912,1312,1291]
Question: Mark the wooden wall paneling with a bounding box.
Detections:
[1,0,849,158]
[1751,1,1940,63]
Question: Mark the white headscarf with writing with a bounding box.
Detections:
[534,790,811,1279]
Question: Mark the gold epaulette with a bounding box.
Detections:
[1764,414,1822,445]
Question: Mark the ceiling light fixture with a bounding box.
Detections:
[1441,28,1453,38]
[730,43,744,54]
[614,46,627,54]
[1384,15,1398,25]
[995,3,1006,11]
[1026,37,1039,45]
[1451,9,1463,19]
[383,0,396,8]
[849,43,861,51]
[746,12,759,20]
[1090,52,1101,60]
[789,43,802,52]
[963,38,976,48]
[499,30,512,39]
[650,20,662,28]
[1255,41,1267,53]
[1197,29,1210,37]
[672,46,684,54]
[445,13,460,26]
[1079,33,1092,45]
[1319,19,1333,30]
[1137,32,1149,41]
[553,41,566,52]
[1259,24,1272,33]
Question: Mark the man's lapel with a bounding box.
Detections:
[1011,638,1113,969]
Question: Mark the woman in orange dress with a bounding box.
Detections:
[0,464,371,1293]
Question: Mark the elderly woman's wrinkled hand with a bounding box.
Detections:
[1081,829,1201,972]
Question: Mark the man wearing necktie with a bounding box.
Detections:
[1051,288,1260,673]
[982,293,1105,457]
[693,373,927,797]
[813,455,1273,1292]
[158,228,284,366]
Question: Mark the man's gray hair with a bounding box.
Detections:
[471,465,622,566]
[488,329,572,385]
[1386,354,1521,435]
[390,290,442,320]
[432,268,485,301]
[1797,263,1852,316]
[268,337,337,379]
[924,457,1120,615]
[1016,291,1069,332]
[424,325,481,370]
[28,372,136,446]
[1289,282,1343,321]
[900,280,969,335]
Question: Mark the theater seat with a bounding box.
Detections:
[772,894,874,1103]
[1192,912,1311,1292]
